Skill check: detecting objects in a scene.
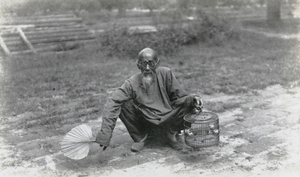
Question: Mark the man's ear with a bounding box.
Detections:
[136,59,141,70]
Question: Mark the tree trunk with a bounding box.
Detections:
[117,7,126,18]
[267,0,281,24]
[149,9,153,17]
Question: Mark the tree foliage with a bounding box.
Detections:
[98,0,129,17]
[139,0,169,16]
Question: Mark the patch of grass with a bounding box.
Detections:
[0,46,138,128]
[172,29,300,94]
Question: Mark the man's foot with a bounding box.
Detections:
[166,130,183,150]
[131,134,148,152]
[167,140,183,150]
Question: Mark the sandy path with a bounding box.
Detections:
[92,84,300,177]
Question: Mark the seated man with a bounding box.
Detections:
[96,48,202,152]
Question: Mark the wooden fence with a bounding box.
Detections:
[0,13,96,56]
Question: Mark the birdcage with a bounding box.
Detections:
[183,112,219,148]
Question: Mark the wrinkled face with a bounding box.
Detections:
[137,49,159,91]
[137,49,159,76]
[137,57,159,76]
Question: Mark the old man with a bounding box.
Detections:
[96,48,202,152]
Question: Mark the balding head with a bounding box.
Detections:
[136,48,160,73]
[137,48,158,62]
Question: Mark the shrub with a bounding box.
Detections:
[99,13,239,58]
[191,14,240,45]
[99,25,184,58]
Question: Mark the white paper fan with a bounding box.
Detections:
[61,124,96,160]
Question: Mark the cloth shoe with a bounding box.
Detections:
[166,130,183,150]
[131,134,148,152]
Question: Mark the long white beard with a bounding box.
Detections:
[142,74,154,93]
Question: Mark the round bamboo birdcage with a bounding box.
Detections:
[183,112,219,148]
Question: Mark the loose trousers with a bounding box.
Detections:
[119,100,191,142]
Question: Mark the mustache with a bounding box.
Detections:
[143,69,154,75]
[142,73,154,91]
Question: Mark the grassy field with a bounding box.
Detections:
[1,25,300,125]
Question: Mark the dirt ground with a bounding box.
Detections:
[0,83,299,177]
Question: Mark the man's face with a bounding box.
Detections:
[137,56,158,91]
[137,56,158,76]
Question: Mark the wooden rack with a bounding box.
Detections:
[0,13,95,56]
